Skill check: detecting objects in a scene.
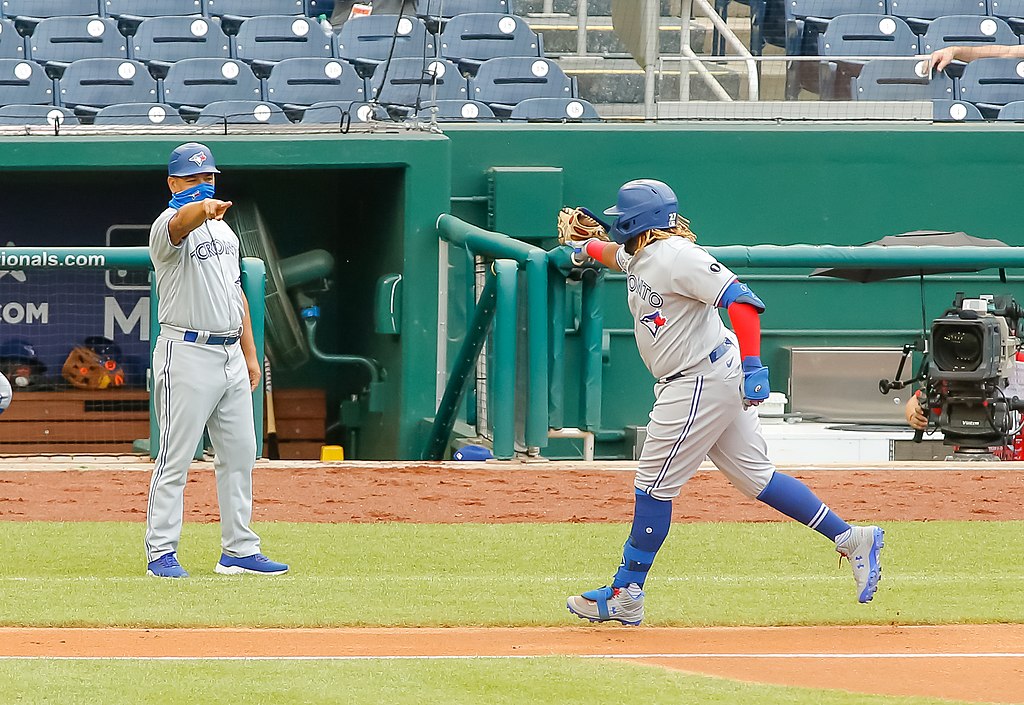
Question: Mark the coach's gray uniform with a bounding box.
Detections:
[145,208,260,562]
[626,238,775,501]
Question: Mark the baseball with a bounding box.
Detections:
[0,371,12,414]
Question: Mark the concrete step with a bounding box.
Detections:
[558,56,741,103]
[528,15,709,55]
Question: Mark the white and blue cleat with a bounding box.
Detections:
[836,525,885,603]
[567,585,644,625]
[146,552,189,579]
[214,553,289,576]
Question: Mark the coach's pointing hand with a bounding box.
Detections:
[204,199,233,221]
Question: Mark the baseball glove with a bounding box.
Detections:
[557,206,610,245]
[62,346,125,390]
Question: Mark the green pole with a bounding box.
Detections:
[422,273,498,460]
[492,259,519,460]
[580,268,604,432]
[547,270,566,430]
[524,250,549,450]
[241,257,267,458]
[465,247,478,427]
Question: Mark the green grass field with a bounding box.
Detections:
[2,520,1021,704]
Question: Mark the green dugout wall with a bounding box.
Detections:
[1,126,1022,458]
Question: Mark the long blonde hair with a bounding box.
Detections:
[625,215,697,255]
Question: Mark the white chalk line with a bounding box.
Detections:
[1,653,1024,661]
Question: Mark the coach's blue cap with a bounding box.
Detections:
[452,444,494,461]
[168,142,220,177]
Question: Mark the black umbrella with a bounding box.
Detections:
[810,230,1009,282]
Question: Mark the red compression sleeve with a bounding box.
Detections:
[585,239,608,260]
[727,302,761,358]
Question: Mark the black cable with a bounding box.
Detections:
[412,0,442,121]
[371,0,409,113]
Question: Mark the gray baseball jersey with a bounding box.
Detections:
[145,210,260,563]
[624,237,775,501]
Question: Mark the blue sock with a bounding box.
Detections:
[756,472,851,541]
[612,489,672,588]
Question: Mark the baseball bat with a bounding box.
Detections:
[264,357,280,460]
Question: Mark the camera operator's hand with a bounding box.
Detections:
[905,393,928,430]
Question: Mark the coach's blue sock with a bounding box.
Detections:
[611,490,672,588]
[756,472,851,540]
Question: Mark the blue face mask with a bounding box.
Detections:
[168,182,215,210]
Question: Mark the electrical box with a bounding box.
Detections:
[788,347,909,424]
[487,167,564,241]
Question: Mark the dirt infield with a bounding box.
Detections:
[2,459,1024,703]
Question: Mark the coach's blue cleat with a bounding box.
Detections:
[147,552,189,579]
[215,553,289,576]
[567,585,644,625]
[836,525,884,603]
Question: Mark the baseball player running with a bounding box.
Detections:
[145,142,288,578]
[563,180,883,624]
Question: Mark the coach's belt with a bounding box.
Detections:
[161,324,241,346]
[662,339,732,383]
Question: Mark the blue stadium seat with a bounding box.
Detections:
[337,15,436,75]
[102,0,206,34]
[131,17,230,77]
[0,0,99,21]
[921,15,1017,54]
[0,59,53,105]
[0,18,25,59]
[933,98,984,120]
[234,15,333,72]
[29,17,127,76]
[853,58,955,100]
[207,0,305,34]
[299,99,389,123]
[469,57,573,114]
[0,104,75,125]
[414,98,495,121]
[997,99,1024,118]
[989,0,1024,36]
[959,57,1024,116]
[93,102,186,124]
[817,15,919,99]
[368,57,466,109]
[508,96,600,121]
[265,57,365,109]
[58,58,158,113]
[890,0,987,33]
[162,57,262,108]
[438,13,540,75]
[194,99,291,124]
[416,0,512,22]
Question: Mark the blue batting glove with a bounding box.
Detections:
[741,356,769,404]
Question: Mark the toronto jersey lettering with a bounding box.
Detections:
[150,207,244,334]
[623,237,737,379]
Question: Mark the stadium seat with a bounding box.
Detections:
[0,59,53,105]
[57,58,158,113]
[368,57,466,110]
[162,57,262,109]
[438,13,541,75]
[890,0,987,33]
[997,99,1024,119]
[959,57,1024,116]
[234,15,333,74]
[207,0,305,34]
[102,0,206,34]
[194,99,291,124]
[508,96,600,121]
[990,0,1024,35]
[0,18,25,59]
[29,17,127,77]
[933,98,984,120]
[852,58,955,100]
[817,15,919,99]
[0,0,100,21]
[469,57,573,114]
[337,15,436,75]
[265,57,365,109]
[921,15,1017,54]
[416,0,512,23]
[0,103,75,125]
[413,98,495,121]
[299,99,389,123]
[93,102,186,124]
[130,17,230,78]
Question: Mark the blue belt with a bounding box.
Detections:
[182,331,239,345]
[663,339,732,383]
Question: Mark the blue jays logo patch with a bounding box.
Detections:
[188,151,207,168]
[640,309,668,338]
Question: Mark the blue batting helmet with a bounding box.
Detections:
[168,142,220,177]
[603,179,679,244]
